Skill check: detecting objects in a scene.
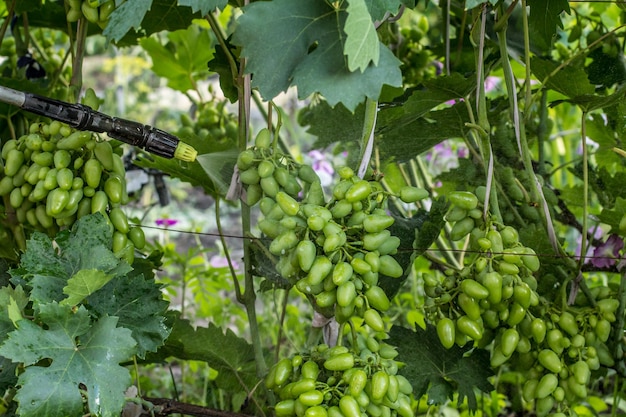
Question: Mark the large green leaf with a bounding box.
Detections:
[61,269,114,307]
[388,324,493,411]
[177,0,227,15]
[140,25,215,93]
[378,104,470,161]
[344,0,379,72]
[299,101,365,149]
[530,57,595,100]
[527,0,570,52]
[232,0,402,111]
[0,303,135,417]
[147,315,257,391]
[103,0,202,44]
[86,273,170,358]
[364,0,404,21]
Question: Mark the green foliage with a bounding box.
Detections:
[147,315,257,392]
[526,0,570,52]
[0,304,136,417]
[178,0,227,16]
[103,0,202,44]
[140,24,215,92]
[344,0,380,72]
[232,0,402,111]
[0,215,171,416]
[389,324,493,410]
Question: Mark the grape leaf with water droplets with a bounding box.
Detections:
[86,273,170,358]
[61,270,113,307]
[0,303,136,417]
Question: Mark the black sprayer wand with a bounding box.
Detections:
[0,85,197,162]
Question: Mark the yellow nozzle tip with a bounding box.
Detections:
[174,142,197,162]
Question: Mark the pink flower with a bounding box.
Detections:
[155,218,178,227]
[591,234,624,268]
[210,255,239,270]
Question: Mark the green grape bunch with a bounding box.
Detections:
[265,331,413,417]
[65,0,119,29]
[238,129,428,329]
[177,100,239,144]
[424,187,623,415]
[0,91,145,264]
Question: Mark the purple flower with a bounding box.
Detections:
[590,234,624,268]
[306,149,334,186]
[210,255,239,270]
[155,218,178,227]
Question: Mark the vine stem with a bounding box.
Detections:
[233,0,269,389]
[577,112,589,272]
[69,18,88,101]
[496,4,561,255]
[356,98,377,178]
[472,5,501,224]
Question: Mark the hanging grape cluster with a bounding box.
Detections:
[65,0,118,28]
[265,330,413,417]
[423,187,621,415]
[0,111,144,263]
[177,101,239,145]
[238,128,428,417]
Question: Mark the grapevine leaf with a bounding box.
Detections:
[86,273,170,358]
[598,197,626,234]
[293,43,401,111]
[249,241,291,290]
[14,214,128,305]
[0,286,28,338]
[140,25,214,93]
[388,324,493,411]
[378,209,426,297]
[233,0,402,111]
[0,356,17,391]
[364,0,404,21]
[379,73,475,127]
[530,57,594,100]
[61,270,113,307]
[18,232,67,277]
[298,101,365,149]
[378,104,470,162]
[177,0,227,15]
[146,315,256,391]
[103,0,202,44]
[210,36,239,102]
[344,0,380,72]
[0,303,135,417]
[102,0,152,42]
[526,0,570,52]
[587,114,622,170]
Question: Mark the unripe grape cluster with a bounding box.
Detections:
[177,101,238,145]
[0,115,144,263]
[65,0,119,28]
[239,129,427,325]
[265,330,413,417]
[239,129,426,416]
[424,188,621,415]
